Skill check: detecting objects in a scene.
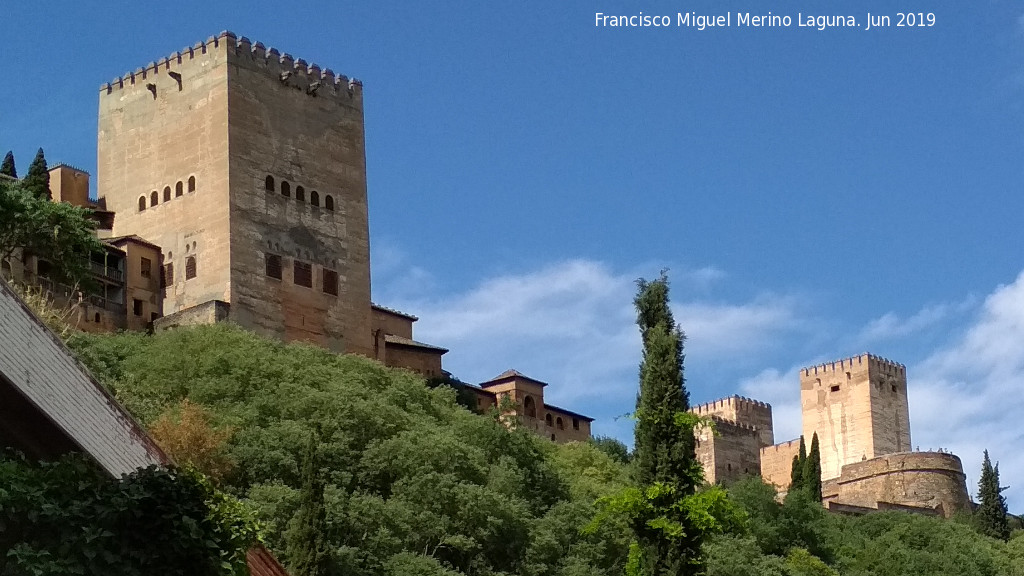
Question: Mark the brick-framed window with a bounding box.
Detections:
[265,253,282,280]
[294,260,312,288]
[185,256,197,280]
[161,263,174,288]
[322,268,338,296]
[140,257,152,278]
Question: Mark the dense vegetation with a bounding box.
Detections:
[0,454,258,576]
[65,325,1024,575]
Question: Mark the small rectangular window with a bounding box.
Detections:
[294,261,312,288]
[161,263,174,288]
[572,418,580,431]
[132,298,143,316]
[185,256,197,280]
[265,253,282,280]
[140,257,152,278]
[830,385,841,392]
[322,268,338,296]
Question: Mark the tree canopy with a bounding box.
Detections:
[23,147,50,200]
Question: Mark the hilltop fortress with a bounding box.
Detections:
[694,353,970,516]
[0,31,592,443]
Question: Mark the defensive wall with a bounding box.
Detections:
[691,395,774,447]
[759,438,802,492]
[823,451,970,518]
[695,415,762,485]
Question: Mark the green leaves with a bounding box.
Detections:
[0,454,257,576]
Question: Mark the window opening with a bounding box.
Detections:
[293,260,312,287]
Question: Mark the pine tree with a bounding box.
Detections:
[285,433,329,576]
[1,151,16,178]
[22,148,50,200]
[790,435,807,492]
[804,432,822,501]
[630,272,703,575]
[976,450,1010,541]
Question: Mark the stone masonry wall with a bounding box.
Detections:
[696,416,762,485]
[760,438,801,491]
[825,452,970,518]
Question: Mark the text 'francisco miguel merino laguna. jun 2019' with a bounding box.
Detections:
[594,11,937,31]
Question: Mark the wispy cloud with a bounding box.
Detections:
[857,298,976,344]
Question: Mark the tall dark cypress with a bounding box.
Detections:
[976,450,1010,541]
[0,151,16,178]
[23,148,50,200]
[631,272,702,575]
[790,435,807,492]
[286,433,329,576]
[804,432,822,501]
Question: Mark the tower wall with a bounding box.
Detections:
[692,395,774,447]
[224,33,372,354]
[801,354,911,480]
[97,35,232,312]
[96,32,373,355]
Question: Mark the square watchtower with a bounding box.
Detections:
[96,31,372,355]
[800,354,911,480]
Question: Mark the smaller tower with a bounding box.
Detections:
[800,354,911,480]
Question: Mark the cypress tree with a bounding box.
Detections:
[23,148,50,200]
[1,151,16,178]
[285,433,329,576]
[790,435,807,492]
[804,432,822,501]
[977,450,1010,541]
[631,272,702,575]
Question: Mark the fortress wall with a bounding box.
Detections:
[825,452,970,518]
[692,395,774,447]
[98,34,233,313]
[224,32,372,355]
[696,416,761,485]
[801,354,908,480]
[760,438,801,491]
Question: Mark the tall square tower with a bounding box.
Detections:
[96,31,372,355]
[800,354,911,480]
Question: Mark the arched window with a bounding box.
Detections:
[325,195,334,211]
[310,191,320,207]
[264,175,274,191]
[138,196,147,211]
[150,191,159,207]
[281,181,290,197]
[556,417,564,430]
[545,413,553,427]
[295,185,305,201]
[188,176,196,193]
[185,256,197,280]
[176,181,183,197]
[523,395,537,419]
[163,186,171,202]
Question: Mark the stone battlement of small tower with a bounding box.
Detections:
[801,353,906,379]
[692,394,774,448]
[101,31,362,105]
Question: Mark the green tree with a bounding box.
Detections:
[0,178,101,287]
[790,436,807,493]
[285,433,329,576]
[628,272,708,575]
[976,450,1010,541]
[589,435,631,465]
[1,150,16,178]
[804,432,822,502]
[23,147,50,200]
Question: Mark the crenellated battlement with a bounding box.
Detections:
[692,394,771,414]
[100,31,362,103]
[801,353,906,378]
[704,414,759,434]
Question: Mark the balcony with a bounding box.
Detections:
[89,261,124,283]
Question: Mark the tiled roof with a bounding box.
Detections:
[371,303,418,321]
[543,403,594,422]
[479,369,549,388]
[104,234,162,251]
[383,334,448,353]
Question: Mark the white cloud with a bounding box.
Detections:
[857,297,976,344]
[907,271,1024,510]
[376,258,805,438]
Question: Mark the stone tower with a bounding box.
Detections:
[800,354,911,480]
[96,31,372,355]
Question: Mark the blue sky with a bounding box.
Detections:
[3,1,1024,509]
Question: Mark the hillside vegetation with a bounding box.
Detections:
[67,325,1024,576]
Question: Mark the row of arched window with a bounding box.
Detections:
[264,175,335,211]
[138,176,197,211]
